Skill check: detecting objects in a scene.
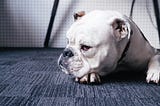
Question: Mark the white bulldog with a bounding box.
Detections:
[58,10,160,84]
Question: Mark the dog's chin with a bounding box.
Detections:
[69,65,91,78]
[59,65,89,78]
[61,66,83,77]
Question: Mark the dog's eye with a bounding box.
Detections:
[80,45,92,51]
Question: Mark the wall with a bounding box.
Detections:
[0,0,160,48]
[0,0,53,47]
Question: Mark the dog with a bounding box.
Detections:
[58,10,160,84]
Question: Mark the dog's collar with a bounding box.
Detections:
[117,31,132,64]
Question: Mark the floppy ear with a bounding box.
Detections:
[73,11,85,21]
[111,18,129,41]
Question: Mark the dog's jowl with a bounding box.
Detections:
[58,10,160,84]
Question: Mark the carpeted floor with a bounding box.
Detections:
[0,48,160,106]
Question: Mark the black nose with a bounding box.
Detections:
[63,49,74,58]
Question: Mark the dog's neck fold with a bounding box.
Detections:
[117,29,132,64]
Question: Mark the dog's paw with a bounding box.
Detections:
[146,69,160,84]
[75,73,101,84]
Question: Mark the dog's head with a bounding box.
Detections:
[58,10,131,78]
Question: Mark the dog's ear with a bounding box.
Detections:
[111,18,130,41]
[73,11,85,21]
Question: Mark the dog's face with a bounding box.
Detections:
[58,10,130,78]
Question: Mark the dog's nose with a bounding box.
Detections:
[63,49,74,58]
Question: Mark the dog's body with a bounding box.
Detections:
[58,10,160,84]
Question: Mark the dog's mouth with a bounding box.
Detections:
[59,64,70,74]
[58,55,84,76]
[58,62,80,75]
[58,56,70,74]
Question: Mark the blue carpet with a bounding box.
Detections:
[0,48,160,106]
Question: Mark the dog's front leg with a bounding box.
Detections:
[75,73,101,84]
[146,55,160,84]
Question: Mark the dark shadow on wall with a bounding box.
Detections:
[49,0,79,47]
[0,1,35,47]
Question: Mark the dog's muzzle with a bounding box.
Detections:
[58,48,74,74]
[58,48,85,76]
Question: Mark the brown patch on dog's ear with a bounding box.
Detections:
[73,11,85,21]
[111,18,129,41]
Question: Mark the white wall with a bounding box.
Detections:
[0,0,53,47]
[0,0,160,48]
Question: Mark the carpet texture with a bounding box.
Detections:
[0,48,160,106]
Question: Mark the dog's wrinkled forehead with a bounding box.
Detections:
[67,24,100,47]
[67,21,111,47]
